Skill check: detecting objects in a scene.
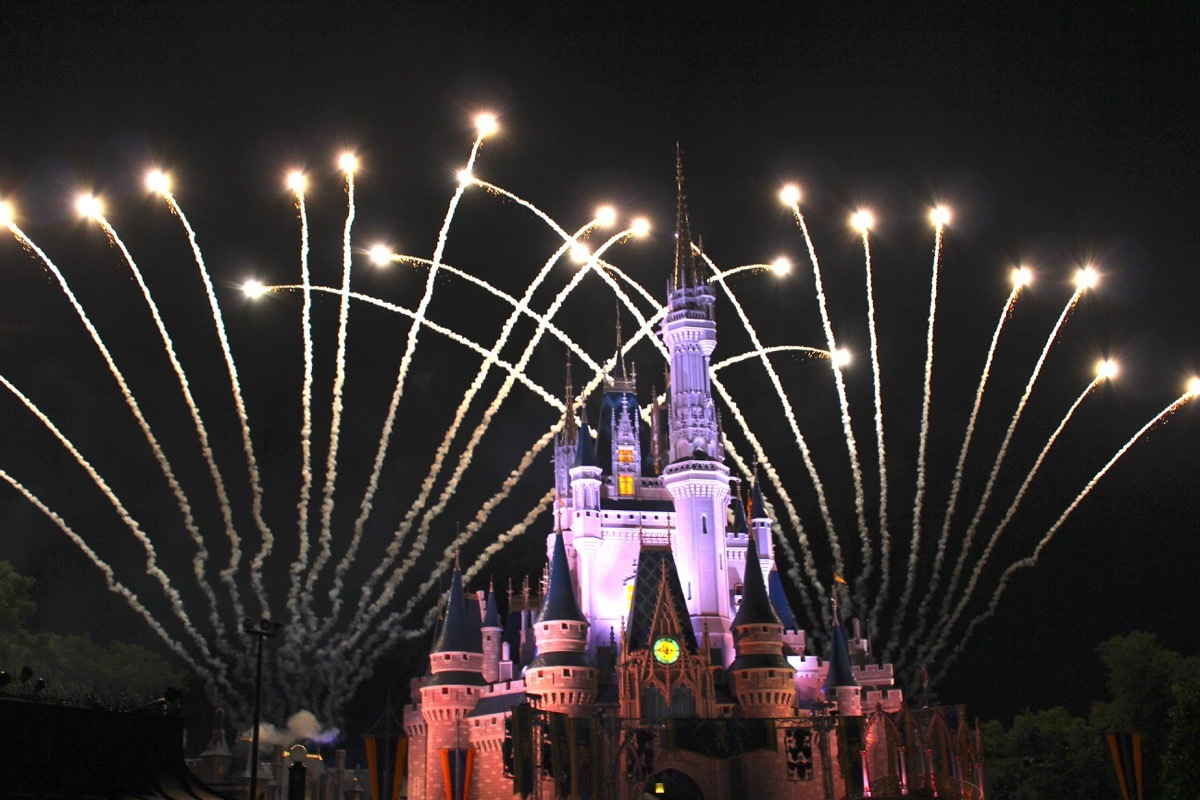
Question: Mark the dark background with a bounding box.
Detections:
[0,1,1196,730]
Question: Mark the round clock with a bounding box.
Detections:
[652,636,681,665]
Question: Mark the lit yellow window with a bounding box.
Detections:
[618,447,633,464]
[618,474,634,495]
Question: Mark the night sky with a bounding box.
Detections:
[0,2,1196,729]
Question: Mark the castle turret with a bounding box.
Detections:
[480,583,503,684]
[729,533,796,718]
[552,362,579,508]
[419,560,485,800]
[659,153,732,654]
[822,593,862,717]
[526,532,597,718]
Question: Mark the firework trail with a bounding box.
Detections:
[786,201,869,596]
[95,212,229,642]
[285,183,315,635]
[937,280,1089,624]
[858,224,893,628]
[888,217,946,658]
[159,190,272,618]
[922,370,1106,670]
[345,228,638,645]
[0,468,230,696]
[319,219,597,637]
[930,389,1197,682]
[0,374,226,679]
[711,345,829,372]
[905,278,1025,656]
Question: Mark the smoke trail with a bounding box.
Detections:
[285,189,315,637]
[304,169,357,629]
[937,286,1085,623]
[162,193,273,618]
[96,216,229,643]
[787,205,870,598]
[923,376,1101,666]
[888,223,945,658]
[929,391,1195,682]
[0,375,227,678]
[904,284,1022,656]
[860,230,892,628]
[0,469,245,707]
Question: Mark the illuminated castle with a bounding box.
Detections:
[403,167,986,800]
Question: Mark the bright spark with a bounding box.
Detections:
[338,153,359,175]
[631,218,651,237]
[1074,266,1100,290]
[832,347,853,368]
[595,206,617,227]
[474,113,499,137]
[0,200,12,228]
[771,257,791,276]
[145,170,171,195]
[930,205,952,227]
[287,171,308,194]
[1188,377,1200,396]
[1011,266,1034,287]
[368,245,394,267]
[569,244,591,265]
[76,194,104,220]
[1095,359,1119,380]
[456,169,474,187]
[779,184,802,206]
[241,279,267,299]
[851,209,874,232]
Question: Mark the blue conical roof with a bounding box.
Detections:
[537,533,586,623]
[431,565,483,654]
[733,534,780,629]
[768,569,799,631]
[482,585,502,628]
[751,479,767,520]
[731,490,748,534]
[822,598,859,691]
[573,423,599,469]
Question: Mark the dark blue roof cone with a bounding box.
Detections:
[482,584,502,628]
[733,534,780,629]
[731,489,748,534]
[573,423,599,469]
[537,532,586,623]
[768,569,799,630]
[432,563,484,654]
[822,596,859,691]
[751,477,767,519]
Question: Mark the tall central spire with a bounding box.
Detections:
[673,143,700,291]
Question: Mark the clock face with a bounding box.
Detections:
[652,636,681,665]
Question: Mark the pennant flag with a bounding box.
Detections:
[833,572,848,585]
[440,748,475,800]
[391,738,408,800]
[364,736,380,800]
[1106,732,1144,800]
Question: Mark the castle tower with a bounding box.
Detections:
[525,532,597,718]
[552,362,579,511]
[418,561,485,800]
[823,592,863,717]
[729,533,796,718]
[659,153,732,652]
[480,583,503,684]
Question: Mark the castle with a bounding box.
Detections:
[402,169,986,800]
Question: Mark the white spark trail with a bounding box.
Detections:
[285,191,315,635]
[924,375,1101,667]
[303,170,357,634]
[712,345,829,372]
[162,192,273,617]
[320,219,597,638]
[0,374,226,677]
[787,204,870,593]
[905,284,1022,655]
[889,223,945,658]
[96,215,229,642]
[861,229,892,628]
[930,392,1195,682]
[938,287,1085,622]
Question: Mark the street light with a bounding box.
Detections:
[243,617,283,800]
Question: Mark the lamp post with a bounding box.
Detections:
[244,617,283,800]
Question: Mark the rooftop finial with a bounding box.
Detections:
[563,353,578,439]
[615,299,627,380]
[673,142,699,290]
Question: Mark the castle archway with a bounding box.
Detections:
[642,768,705,800]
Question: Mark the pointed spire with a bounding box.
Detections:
[768,568,799,631]
[733,533,780,629]
[537,532,586,623]
[563,354,578,440]
[431,559,482,654]
[731,485,748,534]
[823,590,859,691]
[751,467,767,520]
[615,300,628,381]
[483,579,502,629]
[673,143,700,290]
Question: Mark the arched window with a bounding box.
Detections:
[669,685,697,718]
[640,686,667,724]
